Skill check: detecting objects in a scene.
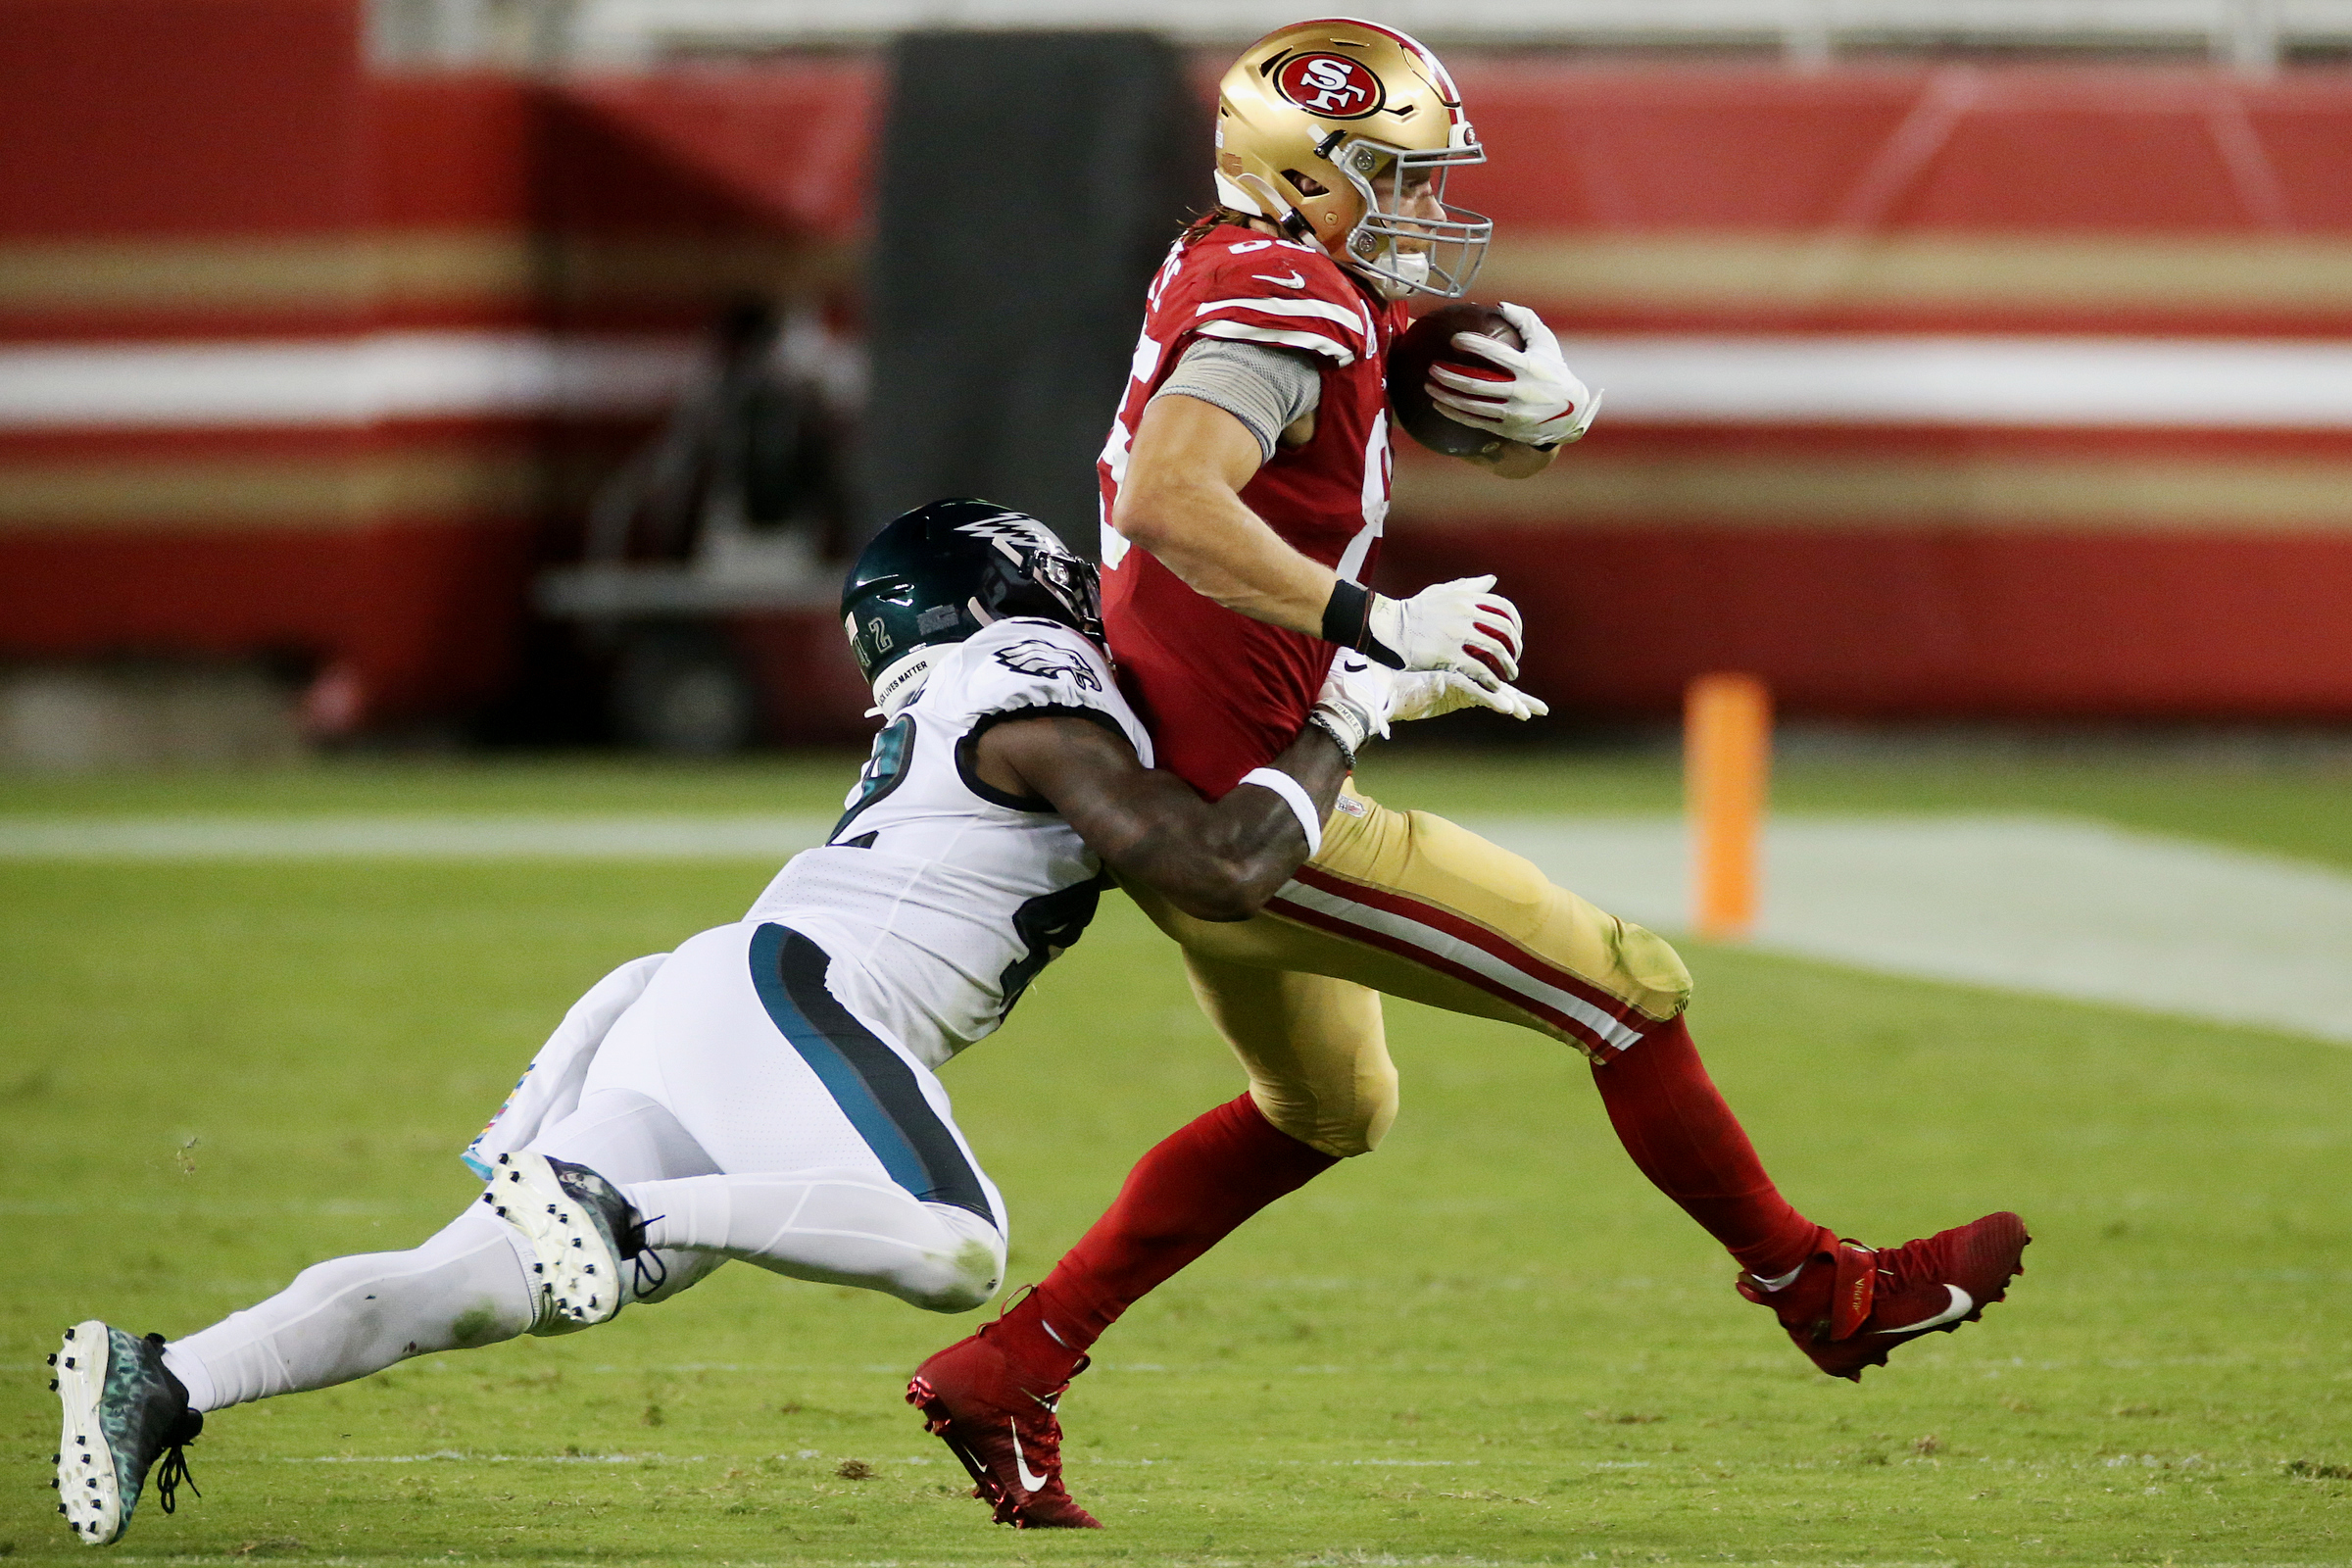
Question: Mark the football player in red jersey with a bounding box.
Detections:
[907,19,2030,1529]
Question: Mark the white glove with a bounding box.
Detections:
[1426,301,1601,448]
[1313,649,1548,760]
[1387,664,1548,725]
[1364,573,1523,689]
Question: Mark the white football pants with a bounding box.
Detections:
[163,923,1007,1413]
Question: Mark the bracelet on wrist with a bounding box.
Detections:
[1306,705,1361,771]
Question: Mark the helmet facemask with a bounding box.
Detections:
[972,534,1104,647]
[1327,133,1490,300]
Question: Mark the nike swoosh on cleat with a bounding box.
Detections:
[1874,1284,1974,1335]
[1010,1423,1049,1492]
[1252,270,1306,288]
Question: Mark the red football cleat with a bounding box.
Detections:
[1740,1211,2031,1382]
[906,1326,1101,1529]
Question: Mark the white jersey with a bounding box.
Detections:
[744,617,1152,1069]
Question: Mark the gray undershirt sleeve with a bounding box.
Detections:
[1149,336,1324,462]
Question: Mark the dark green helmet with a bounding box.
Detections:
[840,499,1103,709]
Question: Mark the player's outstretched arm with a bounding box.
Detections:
[972,713,1348,923]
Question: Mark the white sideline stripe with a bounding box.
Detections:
[1557,335,2352,427]
[13,330,2352,430]
[1461,813,2352,1048]
[0,332,701,429]
[0,814,835,859]
[1195,318,1357,365]
[1274,875,1644,1053]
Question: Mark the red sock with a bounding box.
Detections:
[991,1094,1335,1380]
[1590,1014,1820,1279]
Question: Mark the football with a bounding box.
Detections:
[1386,302,1523,458]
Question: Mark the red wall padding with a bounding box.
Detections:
[7,7,2352,727]
[0,0,367,239]
[0,523,536,717]
[1381,527,2352,720]
[1451,62,2352,234]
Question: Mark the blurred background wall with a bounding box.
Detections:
[4,0,2350,754]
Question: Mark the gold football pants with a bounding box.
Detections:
[1126,781,1692,1158]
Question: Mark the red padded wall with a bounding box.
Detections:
[7,24,2351,728]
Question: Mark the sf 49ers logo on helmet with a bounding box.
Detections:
[1275,52,1384,119]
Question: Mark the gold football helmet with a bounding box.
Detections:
[1212,17,1491,299]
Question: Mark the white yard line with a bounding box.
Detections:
[5,809,2349,1045]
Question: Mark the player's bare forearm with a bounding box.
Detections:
[1109,394,1334,635]
[1461,439,1557,479]
[974,714,1348,922]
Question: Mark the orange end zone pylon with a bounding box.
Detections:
[1686,672,1772,942]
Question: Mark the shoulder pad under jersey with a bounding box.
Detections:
[1174,230,1379,368]
[929,618,1124,728]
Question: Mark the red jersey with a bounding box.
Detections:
[1097,222,1406,800]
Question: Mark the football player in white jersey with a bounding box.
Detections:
[47,498,1538,1547]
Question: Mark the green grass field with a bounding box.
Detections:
[5,751,2349,1565]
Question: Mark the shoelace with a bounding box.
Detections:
[628,1247,668,1299]
[995,1397,1071,1496]
[1869,1233,1949,1293]
[620,1211,667,1298]
[1018,1418,1065,1481]
[152,1411,203,1516]
[550,1161,668,1302]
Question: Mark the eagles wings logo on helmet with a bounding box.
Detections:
[840,499,1104,719]
[1213,18,1490,299]
[992,640,1103,693]
[954,511,1067,554]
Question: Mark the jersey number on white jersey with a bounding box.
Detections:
[834,715,916,845]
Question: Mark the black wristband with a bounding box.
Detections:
[1320,578,1372,651]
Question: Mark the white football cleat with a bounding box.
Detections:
[481,1152,641,1332]
[51,1320,203,1545]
